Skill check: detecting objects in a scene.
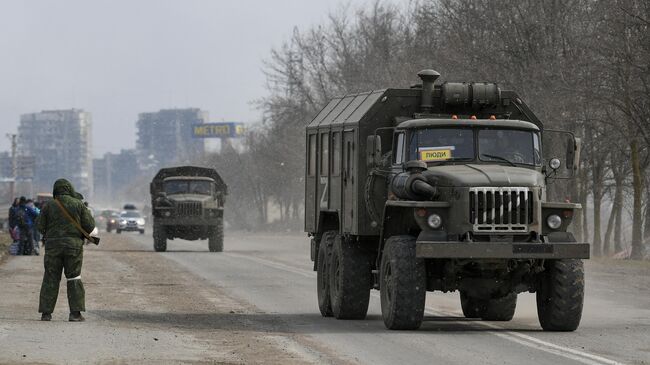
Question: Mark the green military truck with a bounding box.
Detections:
[306,69,589,331]
[150,166,227,252]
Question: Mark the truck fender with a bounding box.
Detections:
[377,204,419,268]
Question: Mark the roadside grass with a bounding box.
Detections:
[0,232,11,260]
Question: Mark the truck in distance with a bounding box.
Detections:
[305,69,589,331]
[150,166,227,252]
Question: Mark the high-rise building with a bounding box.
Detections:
[93,149,139,202]
[0,152,11,178]
[18,109,93,198]
[136,108,207,169]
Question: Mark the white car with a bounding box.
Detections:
[117,210,145,234]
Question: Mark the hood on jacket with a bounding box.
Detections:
[52,178,84,200]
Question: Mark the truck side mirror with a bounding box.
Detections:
[572,137,581,174]
[366,135,382,168]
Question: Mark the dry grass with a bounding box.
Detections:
[0,232,11,260]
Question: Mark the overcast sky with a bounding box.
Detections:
[0,0,394,157]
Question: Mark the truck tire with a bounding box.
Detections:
[208,218,224,252]
[481,293,517,321]
[380,235,426,330]
[328,234,372,319]
[153,225,167,252]
[537,259,584,331]
[317,231,336,317]
[460,291,483,318]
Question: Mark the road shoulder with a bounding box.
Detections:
[0,233,335,364]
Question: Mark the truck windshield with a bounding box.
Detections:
[409,128,474,162]
[478,129,541,166]
[408,127,541,166]
[164,180,213,195]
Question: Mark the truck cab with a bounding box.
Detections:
[388,118,581,243]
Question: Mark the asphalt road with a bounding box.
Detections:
[1,231,648,364]
[129,231,648,365]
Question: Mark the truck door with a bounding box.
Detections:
[542,130,579,179]
[342,130,356,232]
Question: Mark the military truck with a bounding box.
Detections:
[150,166,227,252]
[306,69,589,331]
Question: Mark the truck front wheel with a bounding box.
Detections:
[208,219,224,252]
[537,259,584,331]
[153,225,167,252]
[380,235,426,330]
[328,234,372,319]
[316,231,336,317]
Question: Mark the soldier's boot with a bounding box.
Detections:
[41,313,52,321]
[69,311,85,322]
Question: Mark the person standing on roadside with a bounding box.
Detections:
[31,200,42,253]
[16,196,39,256]
[38,179,95,322]
[8,197,19,229]
[8,198,20,252]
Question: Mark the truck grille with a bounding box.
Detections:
[469,187,533,232]
[175,202,203,217]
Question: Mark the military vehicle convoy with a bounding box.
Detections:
[305,69,589,331]
[150,166,227,252]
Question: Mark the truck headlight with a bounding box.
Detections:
[547,214,562,229]
[427,214,442,229]
[163,211,171,217]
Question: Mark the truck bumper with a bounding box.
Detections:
[154,218,215,225]
[415,241,590,259]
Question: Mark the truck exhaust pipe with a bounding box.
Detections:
[417,69,440,113]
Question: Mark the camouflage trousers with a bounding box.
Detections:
[38,245,85,313]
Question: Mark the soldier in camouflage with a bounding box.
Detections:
[37,179,95,322]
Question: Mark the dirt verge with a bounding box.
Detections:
[0,234,336,364]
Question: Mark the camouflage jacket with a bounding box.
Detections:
[37,179,95,249]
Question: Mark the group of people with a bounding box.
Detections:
[8,196,41,256]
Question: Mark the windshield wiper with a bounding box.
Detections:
[481,154,516,167]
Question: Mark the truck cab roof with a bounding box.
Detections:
[396,118,540,131]
[163,176,216,182]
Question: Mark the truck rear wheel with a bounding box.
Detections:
[380,235,426,330]
[328,234,372,319]
[537,259,584,331]
[153,225,167,252]
[209,219,224,252]
[316,231,336,317]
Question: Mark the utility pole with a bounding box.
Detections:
[6,133,17,200]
